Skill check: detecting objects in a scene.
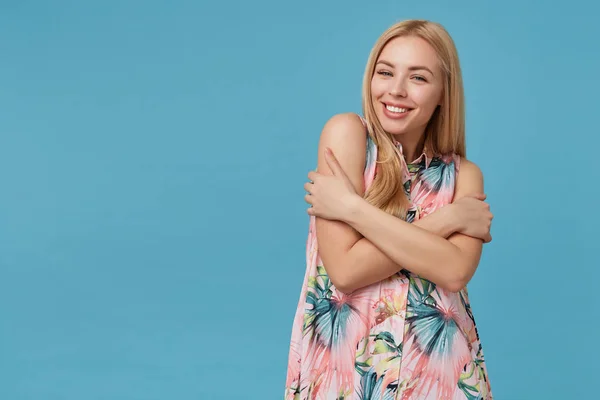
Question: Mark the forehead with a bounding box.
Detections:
[377,36,440,69]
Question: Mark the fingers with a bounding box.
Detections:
[324,147,343,177]
[470,193,491,210]
[304,193,314,206]
[305,193,316,216]
[305,169,320,216]
[474,229,492,243]
[465,192,487,201]
[307,170,319,182]
[304,182,313,194]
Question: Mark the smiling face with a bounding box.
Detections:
[370,35,444,142]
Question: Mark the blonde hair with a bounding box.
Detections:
[362,19,466,218]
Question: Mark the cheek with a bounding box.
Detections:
[413,87,442,110]
[370,79,385,99]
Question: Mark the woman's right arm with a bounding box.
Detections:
[314,113,473,292]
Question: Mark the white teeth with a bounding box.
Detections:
[386,104,408,113]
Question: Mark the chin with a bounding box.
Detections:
[382,124,409,136]
[376,114,410,135]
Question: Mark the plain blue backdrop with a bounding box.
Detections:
[2,1,599,399]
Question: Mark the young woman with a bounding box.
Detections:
[285,20,494,399]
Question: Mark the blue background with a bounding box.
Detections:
[2,1,598,399]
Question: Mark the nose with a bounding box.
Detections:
[389,77,407,97]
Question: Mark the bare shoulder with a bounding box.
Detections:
[317,112,368,191]
[318,112,367,165]
[455,157,484,196]
[323,112,365,128]
[320,112,366,143]
[458,158,483,181]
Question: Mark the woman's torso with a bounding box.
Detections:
[285,119,492,399]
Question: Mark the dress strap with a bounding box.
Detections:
[360,114,378,187]
[357,114,367,129]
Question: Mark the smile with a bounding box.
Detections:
[382,103,413,119]
[386,104,409,113]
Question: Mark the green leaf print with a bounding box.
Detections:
[373,340,396,355]
[457,381,482,400]
[457,357,488,400]
[407,162,421,174]
[306,291,318,305]
[458,368,482,400]
[303,312,315,331]
[374,332,395,344]
[403,179,411,196]
[423,295,437,307]
[357,368,397,400]
[419,278,437,298]
[406,275,440,318]
[373,332,401,355]
[318,267,331,288]
[355,338,373,376]
[356,337,369,358]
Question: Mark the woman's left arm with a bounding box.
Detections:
[340,159,486,292]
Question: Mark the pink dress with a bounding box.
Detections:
[285,121,493,399]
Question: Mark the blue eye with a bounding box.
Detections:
[377,70,392,77]
[413,76,427,82]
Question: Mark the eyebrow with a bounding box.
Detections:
[376,60,435,76]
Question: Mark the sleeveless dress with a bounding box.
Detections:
[284,120,493,399]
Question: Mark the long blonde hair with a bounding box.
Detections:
[362,19,466,218]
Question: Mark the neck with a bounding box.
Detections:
[392,129,427,162]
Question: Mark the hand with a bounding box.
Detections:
[304,148,361,221]
[451,193,494,243]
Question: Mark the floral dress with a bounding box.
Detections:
[285,126,493,399]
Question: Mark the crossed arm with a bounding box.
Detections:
[312,113,486,293]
